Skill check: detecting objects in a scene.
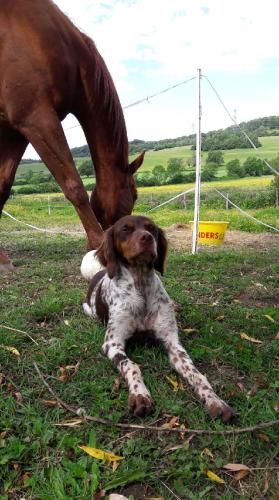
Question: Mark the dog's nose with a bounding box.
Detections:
[140,231,153,243]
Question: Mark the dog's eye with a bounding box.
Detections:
[145,224,155,232]
[122,225,133,232]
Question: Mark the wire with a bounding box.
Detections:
[64,76,196,131]
[145,187,195,212]
[203,75,279,177]
[2,210,83,236]
[213,188,279,232]
[123,76,196,110]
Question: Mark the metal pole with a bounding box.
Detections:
[192,68,202,255]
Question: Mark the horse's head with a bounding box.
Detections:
[90,151,145,230]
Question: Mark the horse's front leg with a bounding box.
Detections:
[16,105,103,249]
[0,125,28,272]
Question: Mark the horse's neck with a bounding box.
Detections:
[78,112,128,184]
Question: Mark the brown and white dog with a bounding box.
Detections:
[82,215,234,422]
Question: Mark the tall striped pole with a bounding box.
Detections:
[192,68,202,255]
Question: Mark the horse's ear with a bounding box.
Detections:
[129,150,145,174]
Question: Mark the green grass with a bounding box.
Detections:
[0,214,279,498]
[12,172,274,195]
[17,135,279,180]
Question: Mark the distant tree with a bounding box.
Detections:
[243,157,264,176]
[226,159,245,178]
[23,169,34,184]
[201,163,216,182]
[167,158,184,176]
[206,150,224,165]
[31,171,49,184]
[269,155,279,174]
[78,159,94,177]
[152,165,167,185]
[270,175,279,189]
[136,173,156,187]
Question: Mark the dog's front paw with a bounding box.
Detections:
[207,400,235,423]
[128,393,154,417]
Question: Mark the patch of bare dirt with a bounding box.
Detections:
[238,287,279,307]
[165,223,279,252]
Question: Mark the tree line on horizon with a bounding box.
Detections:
[20,115,279,164]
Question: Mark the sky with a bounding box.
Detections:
[24,0,279,159]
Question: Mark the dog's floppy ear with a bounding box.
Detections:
[154,227,168,275]
[96,227,119,279]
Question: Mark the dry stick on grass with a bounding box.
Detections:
[0,324,39,346]
[34,363,279,436]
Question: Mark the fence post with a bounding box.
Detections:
[225,192,229,210]
[182,193,187,209]
[48,195,51,216]
[276,189,279,208]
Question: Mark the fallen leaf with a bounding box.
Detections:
[262,477,269,495]
[183,328,198,334]
[215,315,224,321]
[112,460,120,472]
[65,362,80,372]
[0,345,20,357]
[22,471,31,483]
[64,319,70,326]
[41,399,59,407]
[236,382,245,392]
[58,362,80,382]
[58,367,69,382]
[94,490,106,500]
[161,416,180,429]
[179,423,187,440]
[275,332,279,339]
[223,463,251,472]
[264,314,275,323]
[165,375,183,392]
[272,401,279,412]
[247,384,259,396]
[239,332,263,344]
[14,391,23,404]
[234,469,250,481]
[201,448,214,459]
[0,431,7,438]
[256,432,270,443]
[204,469,225,484]
[78,445,124,462]
[55,419,84,427]
[111,377,121,393]
[145,498,164,500]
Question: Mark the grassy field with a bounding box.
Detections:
[17,136,279,180]
[0,212,278,498]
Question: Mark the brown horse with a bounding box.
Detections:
[0,0,144,272]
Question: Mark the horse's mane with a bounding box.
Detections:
[80,34,129,167]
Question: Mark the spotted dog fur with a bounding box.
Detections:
[83,215,234,422]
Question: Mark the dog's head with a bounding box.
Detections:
[96,215,167,278]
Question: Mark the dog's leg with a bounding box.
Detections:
[152,312,234,422]
[102,324,154,417]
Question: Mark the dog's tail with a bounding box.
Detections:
[80,250,105,281]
